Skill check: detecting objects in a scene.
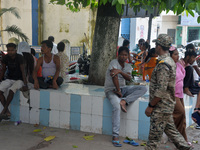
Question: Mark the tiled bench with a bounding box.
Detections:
[0,83,196,141]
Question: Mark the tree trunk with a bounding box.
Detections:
[147,14,153,42]
[88,1,120,86]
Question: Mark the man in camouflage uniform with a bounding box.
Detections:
[145,34,192,150]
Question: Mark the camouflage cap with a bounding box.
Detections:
[152,34,172,48]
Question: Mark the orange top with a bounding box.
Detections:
[134,51,144,73]
[143,57,157,80]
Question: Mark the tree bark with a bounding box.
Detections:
[88,1,120,86]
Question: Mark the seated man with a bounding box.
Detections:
[56,42,69,79]
[29,40,63,89]
[104,46,147,147]
[0,43,28,120]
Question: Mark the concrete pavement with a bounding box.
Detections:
[0,121,200,150]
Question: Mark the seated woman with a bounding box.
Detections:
[17,41,34,90]
[144,48,158,80]
[133,42,149,77]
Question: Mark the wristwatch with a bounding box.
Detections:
[148,103,155,108]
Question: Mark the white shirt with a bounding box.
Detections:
[104,59,132,93]
[51,43,58,54]
[192,61,199,81]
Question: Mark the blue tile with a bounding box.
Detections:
[103,98,112,117]
[70,94,81,113]
[39,109,49,126]
[70,112,80,130]
[10,91,20,106]
[94,88,104,92]
[10,91,20,122]
[40,91,50,109]
[102,116,112,135]
[138,121,150,141]
[10,105,20,122]
[138,101,150,141]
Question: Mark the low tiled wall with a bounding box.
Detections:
[0,83,196,141]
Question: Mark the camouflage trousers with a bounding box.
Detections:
[145,112,191,150]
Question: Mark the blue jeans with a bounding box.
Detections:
[106,85,147,137]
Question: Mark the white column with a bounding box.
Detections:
[182,26,188,46]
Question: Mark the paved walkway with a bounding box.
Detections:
[0,121,199,150]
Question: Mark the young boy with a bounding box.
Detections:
[30,40,63,89]
[0,43,28,120]
[104,46,147,147]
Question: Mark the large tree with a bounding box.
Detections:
[50,0,200,85]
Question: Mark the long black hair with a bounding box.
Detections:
[22,52,34,76]
[144,48,156,63]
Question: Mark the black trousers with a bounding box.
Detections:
[184,66,200,95]
[29,76,63,89]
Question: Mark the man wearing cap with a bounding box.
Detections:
[145,34,191,150]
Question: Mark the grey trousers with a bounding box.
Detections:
[106,85,147,137]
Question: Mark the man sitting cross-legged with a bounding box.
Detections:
[104,46,147,147]
[0,43,28,120]
[29,40,63,89]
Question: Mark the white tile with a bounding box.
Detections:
[121,110,127,119]
[20,106,30,123]
[59,111,70,129]
[20,92,29,106]
[30,90,40,108]
[29,108,40,124]
[50,92,60,110]
[59,93,70,112]
[81,95,92,114]
[49,110,60,128]
[91,115,102,134]
[80,114,92,132]
[125,120,138,139]
[126,100,139,120]
[119,118,126,137]
[92,96,103,116]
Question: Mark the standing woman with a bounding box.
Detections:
[170,46,190,145]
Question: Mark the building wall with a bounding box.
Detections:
[0,0,96,53]
[1,0,32,45]
[42,1,96,50]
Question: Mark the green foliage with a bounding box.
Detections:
[0,7,20,18]
[0,7,29,42]
[49,0,200,23]
[3,25,29,42]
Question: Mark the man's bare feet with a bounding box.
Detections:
[184,88,194,97]
[120,100,127,113]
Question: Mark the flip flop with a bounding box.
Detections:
[112,140,122,147]
[120,104,127,113]
[123,139,139,146]
[0,114,10,122]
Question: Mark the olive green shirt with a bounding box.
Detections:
[149,53,176,114]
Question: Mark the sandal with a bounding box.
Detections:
[123,139,139,146]
[0,114,10,122]
[112,140,122,147]
[187,142,194,149]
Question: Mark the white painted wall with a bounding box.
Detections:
[1,0,32,45]
[42,1,95,50]
[1,1,95,54]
